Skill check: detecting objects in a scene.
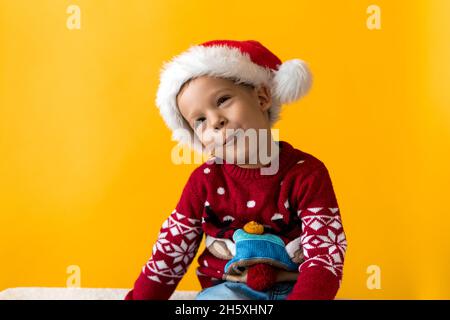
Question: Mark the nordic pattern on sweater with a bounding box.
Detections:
[126,141,347,300]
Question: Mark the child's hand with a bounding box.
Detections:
[224,269,248,283]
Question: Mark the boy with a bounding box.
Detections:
[125,40,347,300]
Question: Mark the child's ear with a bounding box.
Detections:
[256,85,272,113]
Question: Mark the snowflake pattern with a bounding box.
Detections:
[299,254,344,277]
[144,209,202,285]
[299,208,347,278]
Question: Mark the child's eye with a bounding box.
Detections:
[194,117,206,128]
[217,95,230,106]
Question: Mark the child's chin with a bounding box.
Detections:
[218,143,255,165]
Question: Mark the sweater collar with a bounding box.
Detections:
[220,140,302,180]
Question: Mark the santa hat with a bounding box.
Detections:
[155,39,312,152]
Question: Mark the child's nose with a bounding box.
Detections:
[215,120,226,131]
[210,116,226,131]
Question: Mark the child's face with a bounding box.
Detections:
[176,75,273,165]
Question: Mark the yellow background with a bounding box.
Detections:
[1,0,449,299]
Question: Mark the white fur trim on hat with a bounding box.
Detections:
[273,59,312,104]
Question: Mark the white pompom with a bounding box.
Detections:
[273,59,312,104]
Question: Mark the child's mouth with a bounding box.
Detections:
[223,132,237,147]
[224,129,246,148]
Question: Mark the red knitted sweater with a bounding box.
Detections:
[125,141,347,300]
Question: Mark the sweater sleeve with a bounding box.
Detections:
[287,164,347,300]
[125,169,205,300]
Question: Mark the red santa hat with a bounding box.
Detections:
[155,39,312,151]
